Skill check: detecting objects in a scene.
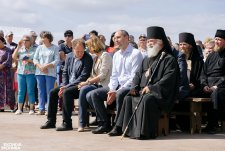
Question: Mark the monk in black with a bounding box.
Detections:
[179,32,204,97]
[201,29,225,133]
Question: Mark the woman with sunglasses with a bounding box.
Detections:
[12,35,37,115]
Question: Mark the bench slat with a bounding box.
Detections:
[183,98,211,102]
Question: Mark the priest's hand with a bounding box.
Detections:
[106,91,116,105]
[203,86,212,93]
[141,86,150,94]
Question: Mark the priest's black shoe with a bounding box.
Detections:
[40,121,56,129]
[56,122,73,131]
[108,126,122,136]
[92,125,111,134]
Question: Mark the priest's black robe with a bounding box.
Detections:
[116,52,179,139]
[189,54,204,97]
[201,49,225,119]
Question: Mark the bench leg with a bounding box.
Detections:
[190,102,202,134]
[158,113,169,136]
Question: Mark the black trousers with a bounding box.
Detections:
[48,86,79,125]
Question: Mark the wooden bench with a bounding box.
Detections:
[172,98,211,134]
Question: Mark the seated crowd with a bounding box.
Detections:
[0,27,225,139]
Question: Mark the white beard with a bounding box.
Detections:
[147,44,161,58]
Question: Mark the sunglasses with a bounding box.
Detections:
[23,39,30,42]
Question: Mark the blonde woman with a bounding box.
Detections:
[77,36,112,131]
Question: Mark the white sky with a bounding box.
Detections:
[0,0,225,45]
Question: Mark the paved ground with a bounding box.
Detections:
[0,111,225,151]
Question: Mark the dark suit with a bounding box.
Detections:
[47,51,93,125]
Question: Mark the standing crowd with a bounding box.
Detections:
[0,26,225,139]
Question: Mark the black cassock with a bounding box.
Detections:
[116,52,179,139]
[201,50,225,119]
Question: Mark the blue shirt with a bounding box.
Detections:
[33,44,59,78]
[108,44,143,91]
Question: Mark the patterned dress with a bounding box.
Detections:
[0,46,15,109]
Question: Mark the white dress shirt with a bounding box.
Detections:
[108,44,143,91]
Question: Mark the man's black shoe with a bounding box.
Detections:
[56,123,73,131]
[92,125,111,134]
[108,126,122,136]
[40,121,56,129]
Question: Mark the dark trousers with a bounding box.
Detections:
[87,86,130,124]
[48,86,79,125]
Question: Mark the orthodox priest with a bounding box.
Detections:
[201,29,225,134]
[108,26,179,139]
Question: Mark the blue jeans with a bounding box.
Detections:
[79,84,99,127]
[17,74,36,104]
[36,75,56,111]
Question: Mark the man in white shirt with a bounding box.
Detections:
[87,30,143,134]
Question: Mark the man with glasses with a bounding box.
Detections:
[57,30,73,112]
[138,34,147,57]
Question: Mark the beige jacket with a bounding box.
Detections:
[91,52,112,87]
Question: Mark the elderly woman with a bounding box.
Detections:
[77,36,112,132]
[33,31,59,115]
[12,35,37,115]
[0,36,15,111]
